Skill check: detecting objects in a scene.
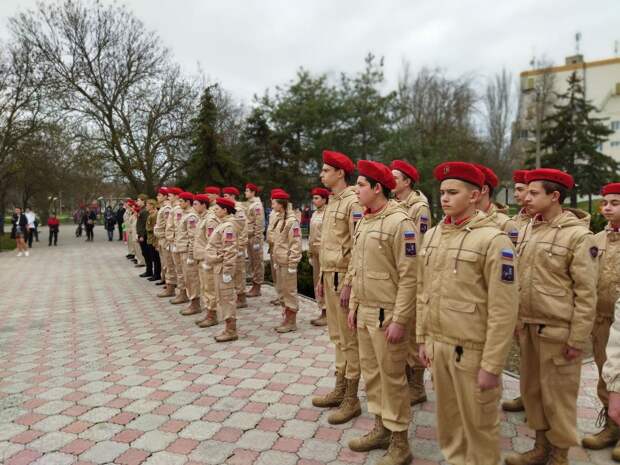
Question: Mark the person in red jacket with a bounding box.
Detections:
[48,214,60,246]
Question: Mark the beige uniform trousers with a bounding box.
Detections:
[215,271,237,320]
[161,246,176,285]
[270,252,277,286]
[592,315,614,407]
[234,255,246,297]
[431,339,502,465]
[172,251,186,292]
[198,261,216,311]
[309,252,325,309]
[158,244,166,282]
[181,253,200,300]
[324,271,359,379]
[519,323,581,449]
[247,239,264,285]
[357,305,410,432]
[275,266,298,310]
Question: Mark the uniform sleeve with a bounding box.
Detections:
[287,220,303,268]
[415,245,428,343]
[343,200,364,287]
[391,219,418,326]
[481,234,519,375]
[567,233,598,350]
[238,208,249,249]
[186,216,199,259]
[222,226,237,276]
[154,209,165,239]
[412,204,432,242]
[603,298,620,392]
[165,209,176,242]
[503,217,520,246]
[253,203,265,242]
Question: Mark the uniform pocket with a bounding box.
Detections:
[475,386,501,427]
[550,356,581,384]
[384,340,408,376]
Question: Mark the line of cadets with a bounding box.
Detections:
[123,150,620,465]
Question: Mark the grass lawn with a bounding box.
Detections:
[0,234,16,252]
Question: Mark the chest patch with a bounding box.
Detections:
[501,264,514,283]
[405,242,417,257]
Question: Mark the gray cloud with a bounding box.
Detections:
[1,0,617,103]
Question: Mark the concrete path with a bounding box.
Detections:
[0,227,611,464]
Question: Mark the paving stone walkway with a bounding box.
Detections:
[0,227,612,464]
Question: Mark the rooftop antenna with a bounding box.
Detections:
[575,32,582,54]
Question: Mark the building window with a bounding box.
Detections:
[611,121,620,131]
[611,141,620,147]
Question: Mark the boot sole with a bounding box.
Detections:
[170,300,189,305]
[502,406,526,412]
[348,439,390,452]
[328,407,362,425]
[582,439,620,450]
[180,311,202,316]
[311,398,343,408]
[378,451,412,465]
[410,395,427,406]
[276,327,297,333]
[215,336,238,343]
[196,321,218,328]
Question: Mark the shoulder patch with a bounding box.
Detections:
[590,246,599,258]
[509,229,519,238]
[164,211,170,217]
[420,215,429,222]
[405,242,417,257]
[293,226,301,237]
[176,212,182,220]
[404,230,416,240]
[352,211,363,221]
[501,264,514,283]
[225,231,235,242]
[207,227,214,236]
[501,248,514,260]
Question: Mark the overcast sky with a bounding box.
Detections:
[1,0,618,104]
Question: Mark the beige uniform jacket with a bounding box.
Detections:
[594,225,620,318]
[350,201,418,326]
[416,211,519,375]
[397,190,431,241]
[165,203,182,246]
[486,202,519,245]
[154,200,172,247]
[516,209,597,350]
[512,209,531,231]
[272,212,303,268]
[602,298,620,392]
[175,207,197,253]
[205,216,237,276]
[193,210,218,262]
[232,202,248,253]
[308,206,325,259]
[318,186,364,286]
[246,197,265,243]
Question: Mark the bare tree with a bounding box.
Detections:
[482,68,515,164]
[9,0,199,195]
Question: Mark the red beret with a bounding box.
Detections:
[271,188,284,196]
[601,183,620,196]
[474,164,499,189]
[272,190,290,200]
[512,170,529,184]
[223,187,240,196]
[194,194,210,203]
[311,187,330,198]
[204,186,221,195]
[323,150,354,175]
[157,187,169,195]
[216,197,236,210]
[179,192,194,201]
[357,160,396,191]
[167,187,183,195]
[127,200,135,206]
[434,162,485,189]
[246,183,259,192]
[525,169,574,189]
[390,160,420,183]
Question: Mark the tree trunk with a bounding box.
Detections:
[570,191,578,209]
[588,193,592,214]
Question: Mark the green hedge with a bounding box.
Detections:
[0,235,16,251]
[264,251,316,299]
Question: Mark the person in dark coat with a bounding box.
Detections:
[104,206,116,241]
[11,207,29,256]
[83,207,96,241]
[47,214,60,246]
[115,204,126,241]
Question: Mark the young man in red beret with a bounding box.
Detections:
[168,192,194,305]
[312,150,365,426]
[475,164,520,245]
[223,187,249,309]
[244,183,266,298]
[159,188,183,297]
[308,187,329,326]
[153,188,172,287]
[207,197,239,342]
[390,159,431,406]
[505,169,597,465]
[417,162,518,465]
[177,193,202,317]
[582,182,620,456]
[346,160,417,465]
[501,169,532,414]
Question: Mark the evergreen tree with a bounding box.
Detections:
[536,72,616,207]
[182,85,241,191]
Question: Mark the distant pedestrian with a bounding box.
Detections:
[83,207,96,241]
[11,207,29,257]
[104,206,116,241]
[116,203,125,241]
[25,207,36,248]
[47,214,60,246]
